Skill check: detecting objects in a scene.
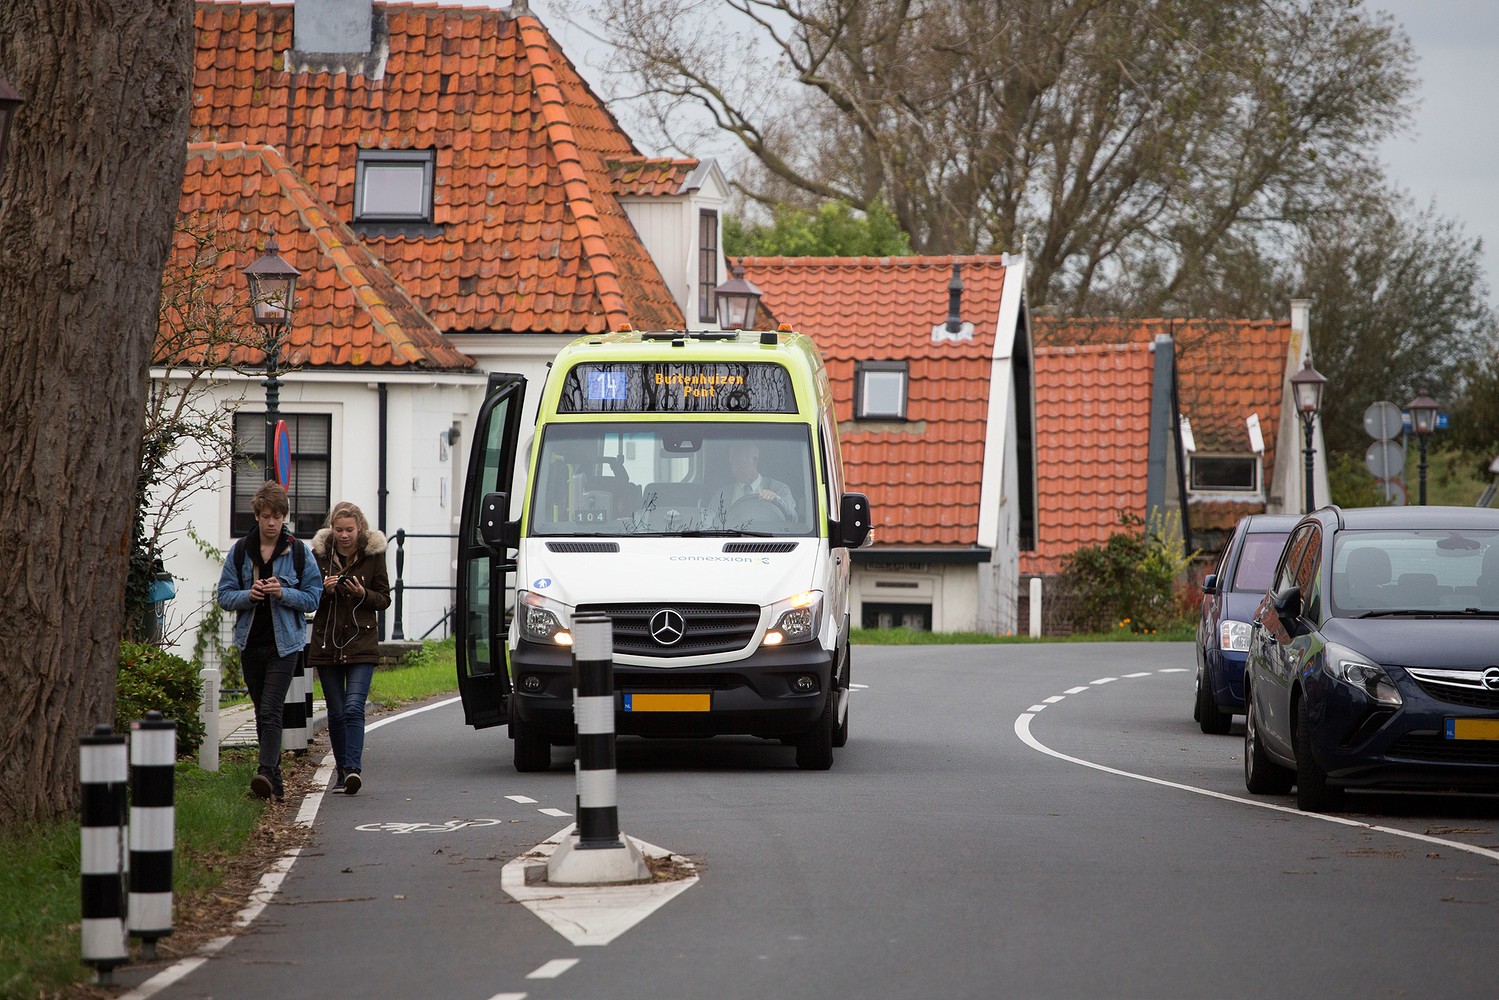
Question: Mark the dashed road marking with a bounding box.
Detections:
[538,807,571,817]
[1090,676,1117,685]
[1064,686,1089,695]
[527,959,580,979]
[506,794,537,804]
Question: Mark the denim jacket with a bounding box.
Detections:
[217,536,324,658]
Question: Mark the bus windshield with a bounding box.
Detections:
[527,421,818,538]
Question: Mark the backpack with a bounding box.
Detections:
[232,529,307,583]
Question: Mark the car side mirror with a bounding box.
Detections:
[831,492,871,549]
[1202,573,1218,595]
[1272,585,1305,632]
[478,492,519,554]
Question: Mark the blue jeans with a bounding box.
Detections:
[241,645,299,776]
[318,663,375,772]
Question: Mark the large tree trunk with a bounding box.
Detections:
[0,0,193,827]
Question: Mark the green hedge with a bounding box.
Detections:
[115,641,206,757]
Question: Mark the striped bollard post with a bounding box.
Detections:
[128,712,175,959]
[547,614,649,885]
[80,725,128,984]
[281,650,309,753]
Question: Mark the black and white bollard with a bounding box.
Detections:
[128,712,176,959]
[281,651,309,753]
[80,725,129,984]
[546,614,649,885]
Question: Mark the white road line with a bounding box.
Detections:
[538,807,572,817]
[1122,672,1152,678]
[1090,677,1117,685]
[1064,686,1089,695]
[1028,705,1049,713]
[121,696,467,1000]
[1043,695,1065,704]
[1014,682,1499,865]
[1159,668,1189,673]
[487,994,527,1000]
[506,795,538,804]
[527,958,580,979]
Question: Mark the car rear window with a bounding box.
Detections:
[1232,532,1290,593]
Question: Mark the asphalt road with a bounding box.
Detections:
[121,643,1499,1000]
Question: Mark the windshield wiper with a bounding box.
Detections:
[1354,609,1499,618]
[680,529,775,538]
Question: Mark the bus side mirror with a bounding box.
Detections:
[479,492,518,553]
[831,492,871,549]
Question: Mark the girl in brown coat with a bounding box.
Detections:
[309,501,391,794]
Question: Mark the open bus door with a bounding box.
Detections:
[455,372,526,729]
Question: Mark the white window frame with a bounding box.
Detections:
[1189,453,1261,494]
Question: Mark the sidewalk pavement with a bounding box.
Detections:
[217,699,328,749]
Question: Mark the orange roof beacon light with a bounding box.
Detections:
[714,263,763,331]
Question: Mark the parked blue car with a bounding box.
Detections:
[1244,505,1499,812]
[1194,513,1298,733]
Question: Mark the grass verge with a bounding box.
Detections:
[1,638,461,999]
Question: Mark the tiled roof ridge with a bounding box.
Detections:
[186,141,471,371]
[513,14,631,328]
[739,254,1006,269]
[1034,314,1287,328]
[1035,341,1153,356]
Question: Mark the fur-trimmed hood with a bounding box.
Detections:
[311,527,388,560]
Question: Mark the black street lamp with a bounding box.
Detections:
[1289,357,1327,514]
[1407,389,1440,506]
[713,263,763,330]
[241,236,300,482]
[0,76,23,188]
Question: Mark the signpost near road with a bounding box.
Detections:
[1363,401,1405,505]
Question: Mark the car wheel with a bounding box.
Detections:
[1244,695,1294,794]
[1294,697,1344,812]
[796,692,835,771]
[1197,666,1232,735]
[511,713,553,773]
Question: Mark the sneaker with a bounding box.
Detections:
[250,773,273,800]
[333,766,347,792]
[343,771,362,795]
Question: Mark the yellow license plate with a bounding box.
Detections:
[623,693,711,712]
[1446,718,1499,741]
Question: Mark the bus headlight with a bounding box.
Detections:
[518,590,572,645]
[763,590,823,646]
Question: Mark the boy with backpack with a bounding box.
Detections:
[216,481,323,800]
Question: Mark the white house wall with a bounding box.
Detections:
[853,564,981,632]
[149,369,486,661]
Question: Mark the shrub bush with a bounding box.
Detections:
[116,641,206,758]
[1060,512,1196,634]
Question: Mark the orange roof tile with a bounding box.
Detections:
[610,157,699,197]
[165,142,472,371]
[1019,343,1157,576]
[739,255,1012,549]
[190,2,684,336]
[1034,316,1293,534]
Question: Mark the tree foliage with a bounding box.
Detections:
[724,199,912,258]
[568,0,1416,313]
[0,0,194,827]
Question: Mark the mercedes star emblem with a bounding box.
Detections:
[649,608,686,646]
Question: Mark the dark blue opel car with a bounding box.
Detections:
[1195,513,1298,734]
[1243,505,1499,811]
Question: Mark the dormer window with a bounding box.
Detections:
[1190,454,1259,493]
[354,149,435,222]
[856,361,909,420]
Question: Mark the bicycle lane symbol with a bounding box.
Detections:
[356,819,506,834]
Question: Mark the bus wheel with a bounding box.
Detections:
[795,695,834,771]
[512,716,552,773]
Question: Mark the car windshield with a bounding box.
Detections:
[527,421,817,538]
[1232,532,1289,593]
[1331,528,1499,615]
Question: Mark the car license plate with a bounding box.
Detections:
[1445,718,1499,741]
[622,693,710,712]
